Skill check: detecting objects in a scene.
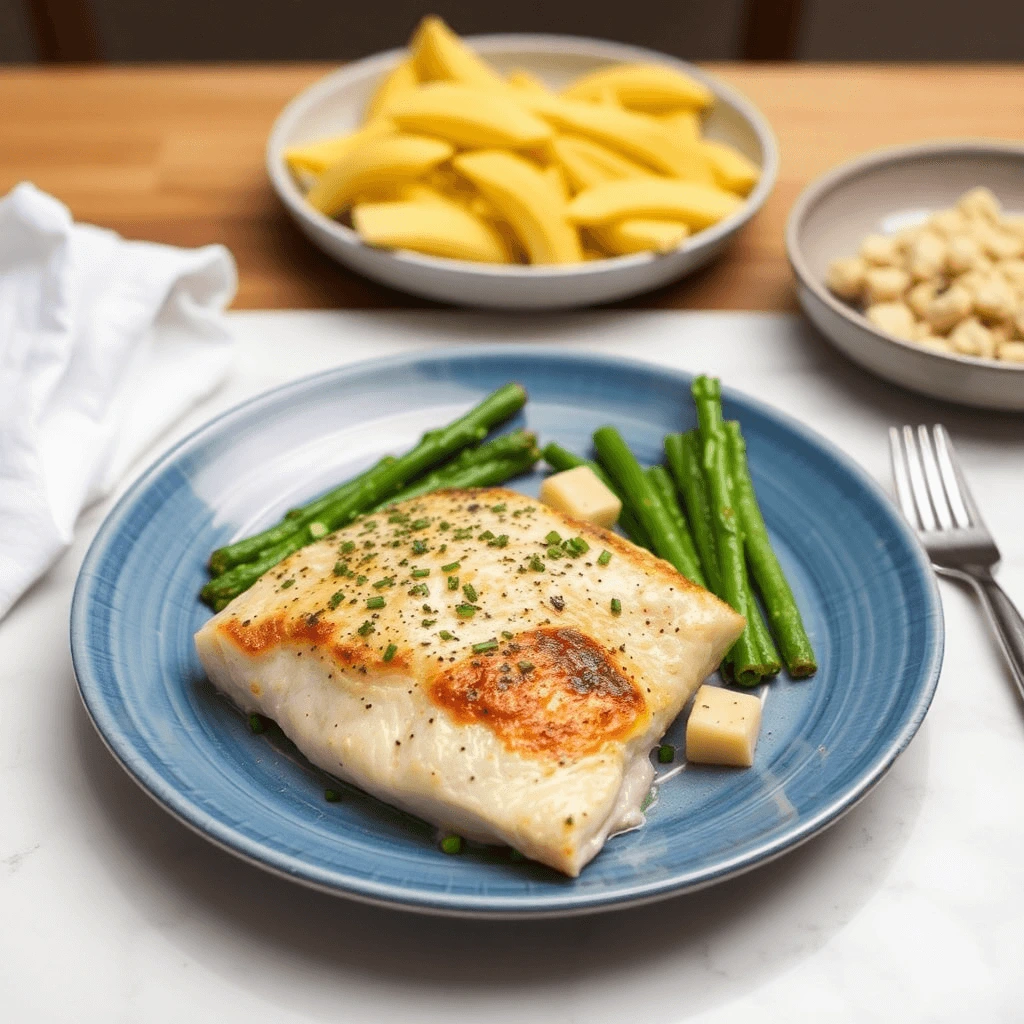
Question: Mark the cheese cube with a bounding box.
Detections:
[539,466,621,528]
[685,684,762,767]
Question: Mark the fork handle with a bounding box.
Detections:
[942,566,1024,706]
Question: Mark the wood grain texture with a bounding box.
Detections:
[2,63,1022,311]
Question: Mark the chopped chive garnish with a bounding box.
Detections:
[329,591,344,609]
[598,550,612,566]
[610,598,622,615]
[441,834,463,855]
[657,744,675,764]
[324,789,342,802]
[439,630,453,641]
[441,561,460,572]
[462,583,478,602]
[412,540,427,555]
[517,661,534,674]
[280,579,294,589]
[546,546,563,559]
[567,537,589,555]
[356,574,367,585]
[438,521,450,531]
[545,531,562,545]
[422,618,436,628]
[341,541,356,554]
[491,503,506,513]
[366,596,385,609]
[357,620,375,637]
[383,643,398,662]
[501,630,514,640]
[411,568,430,578]
[408,583,429,597]
[472,639,499,653]
[411,518,430,530]
[529,555,545,572]
[479,530,495,541]
[456,604,478,618]
[248,713,266,734]
[333,561,348,576]
[373,576,394,589]
[489,534,509,548]
[448,575,459,590]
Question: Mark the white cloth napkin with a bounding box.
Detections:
[0,182,237,620]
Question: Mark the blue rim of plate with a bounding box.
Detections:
[71,346,943,918]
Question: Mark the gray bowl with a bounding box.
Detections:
[786,140,1024,411]
[267,34,778,311]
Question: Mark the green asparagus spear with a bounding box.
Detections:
[691,377,768,686]
[724,420,817,678]
[591,426,705,586]
[646,465,706,589]
[375,430,536,509]
[207,384,526,576]
[665,432,721,591]
[540,442,652,548]
[208,455,397,575]
[201,448,540,608]
[666,430,780,676]
[200,383,528,606]
[373,444,540,509]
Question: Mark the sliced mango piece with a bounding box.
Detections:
[306,134,454,218]
[387,83,552,150]
[365,59,418,120]
[567,177,742,229]
[562,63,713,112]
[352,197,512,263]
[700,139,760,196]
[453,150,582,264]
[411,15,507,90]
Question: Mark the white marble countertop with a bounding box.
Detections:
[2,310,1022,1022]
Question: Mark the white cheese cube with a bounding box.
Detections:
[685,684,762,767]
[539,466,621,528]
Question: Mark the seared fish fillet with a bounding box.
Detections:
[195,488,743,876]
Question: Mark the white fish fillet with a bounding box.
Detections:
[195,487,744,876]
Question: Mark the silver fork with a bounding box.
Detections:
[889,424,1024,704]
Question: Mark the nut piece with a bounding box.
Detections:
[867,301,917,340]
[925,283,973,333]
[972,222,1024,261]
[928,208,968,237]
[958,186,1001,221]
[998,340,1024,363]
[907,231,947,281]
[998,259,1024,292]
[860,233,901,266]
[907,280,942,319]
[972,275,1016,322]
[825,256,867,301]
[864,266,911,303]
[946,233,986,274]
[949,316,996,358]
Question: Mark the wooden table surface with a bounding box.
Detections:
[2,63,1022,311]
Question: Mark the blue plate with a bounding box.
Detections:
[71,348,943,917]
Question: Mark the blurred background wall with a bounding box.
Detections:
[4,0,1024,63]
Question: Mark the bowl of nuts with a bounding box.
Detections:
[786,140,1024,410]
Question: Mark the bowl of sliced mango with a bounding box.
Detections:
[266,17,778,310]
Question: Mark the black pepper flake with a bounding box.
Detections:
[550,595,565,612]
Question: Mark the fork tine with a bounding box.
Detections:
[933,425,981,529]
[888,427,920,529]
[902,426,938,532]
[917,425,954,530]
